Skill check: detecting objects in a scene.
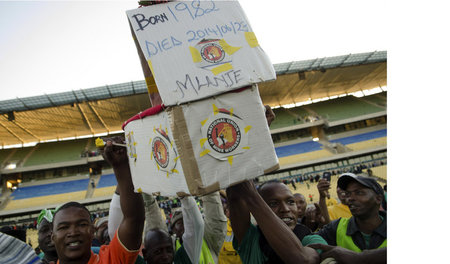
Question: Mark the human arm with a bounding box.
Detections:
[200,191,227,257]
[228,181,319,264]
[143,192,168,233]
[226,182,252,244]
[107,187,123,241]
[317,179,331,224]
[180,195,204,264]
[265,105,276,126]
[308,244,386,264]
[102,137,145,251]
[303,203,328,231]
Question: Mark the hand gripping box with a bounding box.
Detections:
[122,86,279,196]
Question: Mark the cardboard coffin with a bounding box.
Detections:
[122,86,279,196]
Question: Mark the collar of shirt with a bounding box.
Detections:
[346,211,387,238]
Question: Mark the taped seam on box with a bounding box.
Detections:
[196,181,220,196]
[264,163,280,174]
[168,106,203,195]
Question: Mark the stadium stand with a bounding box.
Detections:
[270,107,304,130]
[365,165,387,181]
[359,92,387,108]
[92,173,118,198]
[24,139,90,167]
[2,147,34,167]
[303,96,385,123]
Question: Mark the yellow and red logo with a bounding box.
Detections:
[200,104,251,166]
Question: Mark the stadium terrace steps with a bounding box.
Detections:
[0,148,14,167]
[1,173,119,211]
[275,129,387,168]
[96,173,118,188]
[3,147,34,167]
[268,95,386,131]
[303,96,385,123]
[364,165,387,181]
[10,178,90,200]
[360,92,387,108]
[24,139,89,167]
[270,108,305,130]
[3,191,87,211]
[328,129,387,146]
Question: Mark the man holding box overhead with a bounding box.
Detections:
[51,138,145,264]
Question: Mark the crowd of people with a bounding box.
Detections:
[0,105,387,264]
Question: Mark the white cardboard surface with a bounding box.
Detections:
[123,86,278,196]
[126,0,276,106]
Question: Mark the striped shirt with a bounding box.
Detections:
[0,232,41,264]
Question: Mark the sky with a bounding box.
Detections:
[0,0,387,101]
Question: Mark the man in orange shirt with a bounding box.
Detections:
[51,138,145,264]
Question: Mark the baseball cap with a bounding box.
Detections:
[170,209,183,229]
[337,173,384,196]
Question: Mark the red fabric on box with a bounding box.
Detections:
[122,104,165,130]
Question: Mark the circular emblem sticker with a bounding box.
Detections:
[207,118,241,154]
[151,137,169,169]
[150,127,178,174]
[201,43,225,63]
[201,109,249,161]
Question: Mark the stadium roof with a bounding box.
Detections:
[0,51,386,147]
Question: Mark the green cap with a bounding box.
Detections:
[37,209,55,229]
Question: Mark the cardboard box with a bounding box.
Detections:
[126,0,276,106]
[123,86,279,196]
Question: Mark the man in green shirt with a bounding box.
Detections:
[227,180,326,264]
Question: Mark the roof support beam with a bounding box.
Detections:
[76,103,95,135]
[87,102,110,133]
[0,119,25,144]
[0,114,41,141]
[12,120,41,141]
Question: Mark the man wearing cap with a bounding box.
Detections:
[92,217,109,246]
[37,209,58,263]
[310,173,386,263]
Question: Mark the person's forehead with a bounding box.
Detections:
[54,207,91,224]
[146,233,172,247]
[261,183,293,199]
[293,193,305,201]
[38,220,52,230]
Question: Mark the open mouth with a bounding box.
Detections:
[281,217,294,225]
[66,241,82,249]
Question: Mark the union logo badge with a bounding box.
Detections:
[189,39,241,75]
[152,136,169,169]
[200,104,251,165]
[150,127,179,176]
[200,42,225,63]
[206,117,241,154]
